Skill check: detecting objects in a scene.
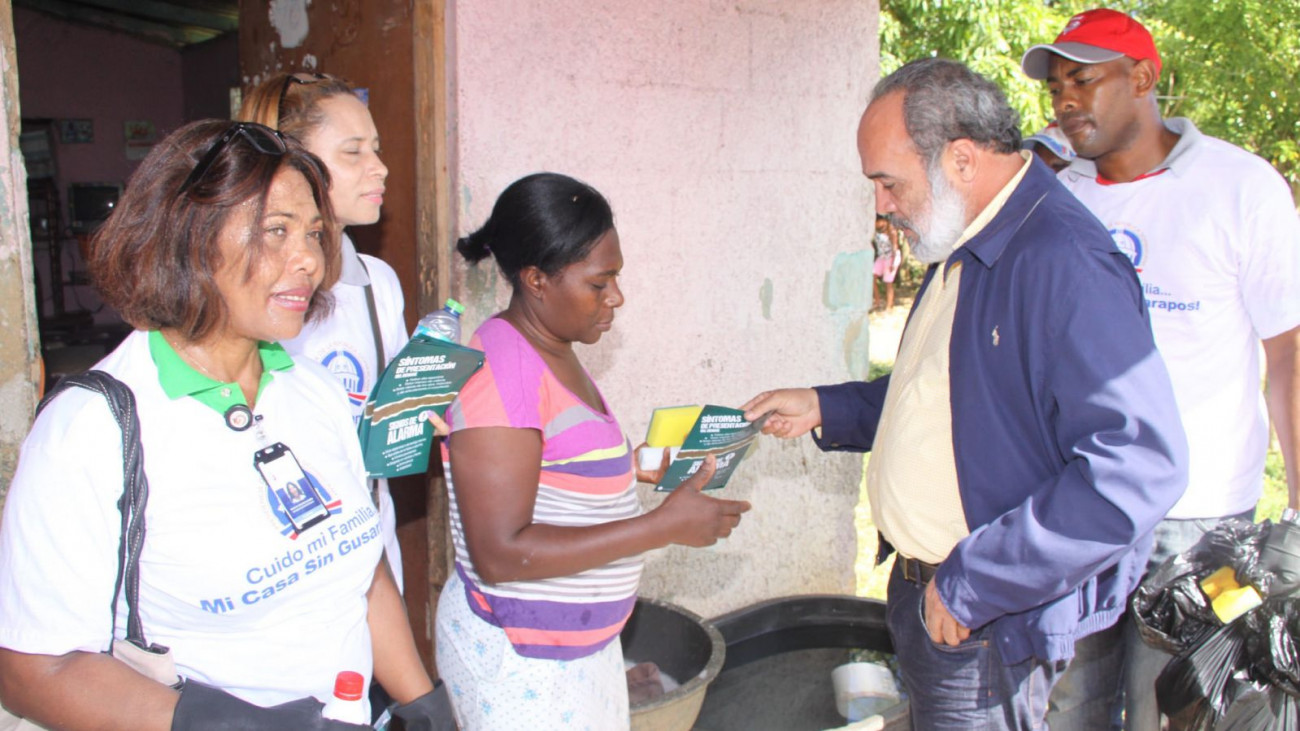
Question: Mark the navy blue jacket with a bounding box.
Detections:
[814,160,1188,664]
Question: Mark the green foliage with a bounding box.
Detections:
[879,0,1300,184]
[1258,445,1288,523]
[867,360,894,381]
[1134,0,1300,184]
[880,0,1077,134]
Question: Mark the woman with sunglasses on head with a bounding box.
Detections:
[237,72,411,595]
[437,173,752,729]
[0,120,443,730]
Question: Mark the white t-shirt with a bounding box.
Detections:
[281,233,409,592]
[1060,118,1300,519]
[0,331,382,709]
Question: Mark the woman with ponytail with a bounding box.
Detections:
[436,173,751,729]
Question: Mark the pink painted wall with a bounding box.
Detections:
[15,7,184,203]
[14,7,183,325]
[13,8,237,327]
[452,0,881,615]
[183,33,241,122]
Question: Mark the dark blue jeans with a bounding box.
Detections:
[886,562,1065,730]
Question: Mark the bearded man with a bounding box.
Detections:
[741,58,1188,730]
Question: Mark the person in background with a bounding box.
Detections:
[437,172,751,730]
[872,215,902,310]
[0,120,441,729]
[238,72,410,594]
[1022,122,1076,173]
[1022,9,1300,730]
[742,58,1188,729]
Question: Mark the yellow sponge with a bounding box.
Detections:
[646,405,704,447]
[1211,585,1262,623]
[1200,566,1239,600]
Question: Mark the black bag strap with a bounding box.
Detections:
[358,257,389,501]
[35,370,151,649]
[357,257,388,372]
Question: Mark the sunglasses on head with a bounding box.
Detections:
[178,122,288,196]
[277,72,329,121]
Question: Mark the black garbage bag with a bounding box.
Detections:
[1239,601,1300,697]
[1133,518,1263,654]
[1214,683,1300,730]
[1157,622,1248,729]
[1139,519,1300,729]
[1260,520,1300,598]
[1199,519,1268,599]
[1132,551,1220,654]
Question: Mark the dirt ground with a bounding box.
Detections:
[867,303,908,366]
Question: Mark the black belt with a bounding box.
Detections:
[898,555,940,584]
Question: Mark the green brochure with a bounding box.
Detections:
[358,336,484,479]
[654,405,766,492]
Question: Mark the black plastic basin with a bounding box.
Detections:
[712,594,893,671]
[695,595,907,731]
[620,596,726,731]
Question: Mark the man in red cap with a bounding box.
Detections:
[1023,8,1300,731]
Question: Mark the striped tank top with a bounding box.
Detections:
[441,317,642,660]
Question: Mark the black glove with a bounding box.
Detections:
[1261,519,1300,597]
[392,683,457,731]
[171,679,370,731]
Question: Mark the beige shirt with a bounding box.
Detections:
[867,153,1033,564]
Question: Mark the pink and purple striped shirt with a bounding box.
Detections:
[442,317,642,660]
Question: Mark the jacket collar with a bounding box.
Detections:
[948,155,1054,272]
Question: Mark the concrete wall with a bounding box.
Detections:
[452,0,880,616]
[0,0,42,501]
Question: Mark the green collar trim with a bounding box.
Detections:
[148,330,293,414]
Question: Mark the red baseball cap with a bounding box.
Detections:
[1021,9,1161,80]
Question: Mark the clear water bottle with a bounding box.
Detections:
[414,298,465,343]
[322,670,368,724]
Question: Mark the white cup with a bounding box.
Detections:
[831,661,899,722]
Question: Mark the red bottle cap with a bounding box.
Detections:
[333,671,365,701]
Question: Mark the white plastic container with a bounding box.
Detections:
[636,445,681,472]
[322,670,368,725]
[831,661,899,722]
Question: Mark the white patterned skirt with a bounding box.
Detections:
[435,571,631,730]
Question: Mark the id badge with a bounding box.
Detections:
[253,442,329,533]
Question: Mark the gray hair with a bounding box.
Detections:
[872,58,1021,165]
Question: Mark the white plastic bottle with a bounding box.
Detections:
[322,670,368,725]
[413,298,465,343]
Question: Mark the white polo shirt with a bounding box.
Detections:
[0,331,382,709]
[1060,118,1300,519]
